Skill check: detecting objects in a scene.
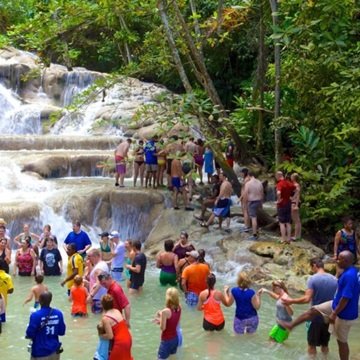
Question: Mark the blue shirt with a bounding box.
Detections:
[64,230,91,252]
[26,306,66,357]
[144,140,157,165]
[332,266,360,320]
[231,287,257,320]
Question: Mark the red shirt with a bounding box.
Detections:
[108,281,129,312]
[276,179,295,208]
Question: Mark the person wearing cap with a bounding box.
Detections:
[109,231,125,283]
[63,221,91,258]
[181,250,210,306]
[99,232,113,262]
[87,248,109,314]
[98,272,131,327]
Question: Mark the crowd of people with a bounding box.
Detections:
[0,215,359,359]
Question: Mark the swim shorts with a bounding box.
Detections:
[307,321,331,347]
[171,177,182,190]
[159,270,177,286]
[203,318,225,331]
[116,163,126,174]
[158,336,179,360]
[233,315,259,334]
[248,200,262,218]
[111,267,124,282]
[185,291,199,306]
[277,203,291,224]
[269,324,289,343]
[146,164,158,172]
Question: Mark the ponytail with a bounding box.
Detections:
[206,273,216,299]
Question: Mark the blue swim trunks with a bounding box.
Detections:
[171,177,182,190]
[185,291,199,306]
[158,336,179,360]
[0,313,6,322]
[34,301,40,310]
[111,267,124,282]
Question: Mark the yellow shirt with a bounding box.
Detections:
[0,270,14,305]
[66,253,84,289]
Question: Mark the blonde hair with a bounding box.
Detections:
[74,275,83,286]
[237,272,251,289]
[272,280,288,294]
[165,287,180,310]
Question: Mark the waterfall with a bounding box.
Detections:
[61,68,96,106]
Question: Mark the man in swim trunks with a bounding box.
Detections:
[171,156,193,211]
[181,251,210,306]
[201,172,233,229]
[195,174,220,221]
[114,138,132,187]
[165,135,184,188]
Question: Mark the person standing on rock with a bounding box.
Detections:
[114,138,132,187]
[144,135,158,188]
[63,221,91,258]
[290,173,302,240]
[125,240,147,294]
[243,172,264,240]
[133,139,145,187]
[282,258,337,358]
[279,251,360,360]
[275,171,295,244]
[201,172,233,230]
[165,135,184,188]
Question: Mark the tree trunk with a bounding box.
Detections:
[188,0,203,55]
[255,0,267,152]
[269,0,282,167]
[157,0,193,93]
[118,13,132,65]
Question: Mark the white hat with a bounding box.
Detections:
[109,231,120,239]
[186,250,199,259]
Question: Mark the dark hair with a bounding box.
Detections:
[212,174,219,180]
[133,240,142,251]
[101,294,114,311]
[180,231,188,239]
[67,243,77,252]
[206,273,216,299]
[73,220,81,227]
[44,224,51,231]
[98,272,111,282]
[39,292,52,307]
[35,274,44,284]
[342,216,353,225]
[197,138,204,146]
[198,249,206,263]
[241,168,249,176]
[164,239,174,252]
[24,236,31,245]
[309,258,324,269]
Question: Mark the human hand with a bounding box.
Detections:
[281,297,293,306]
[329,311,336,324]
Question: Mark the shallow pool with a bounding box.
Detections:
[1,268,359,360]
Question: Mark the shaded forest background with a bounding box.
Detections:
[0,0,359,238]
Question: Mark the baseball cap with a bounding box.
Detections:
[186,250,199,259]
[109,231,120,239]
[98,231,109,237]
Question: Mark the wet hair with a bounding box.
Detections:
[165,287,180,310]
[73,220,81,227]
[206,273,216,299]
[237,272,251,289]
[198,249,206,263]
[44,224,51,231]
[272,280,288,294]
[101,294,114,311]
[74,275,83,286]
[24,236,31,246]
[164,239,174,252]
[133,240,142,251]
[197,138,204,146]
[180,231,188,239]
[39,292,52,307]
[35,275,44,284]
[309,257,324,269]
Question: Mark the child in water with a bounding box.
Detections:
[69,275,88,317]
[93,322,110,360]
[259,280,293,343]
[23,275,48,310]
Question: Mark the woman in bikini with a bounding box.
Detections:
[156,240,178,286]
[99,232,113,263]
[133,139,145,187]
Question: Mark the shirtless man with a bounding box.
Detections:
[201,172,233,229]
[243,172,264,240]
[184,137,196,155]
[239,168,251,232]
[165,135,184,187]
[171,157,192,211]
[23,275,48,310]
[14,224,40,249]
[114,138,132,187]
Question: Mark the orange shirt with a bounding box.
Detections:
[71,285,88,315]
[182,263,210,295]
